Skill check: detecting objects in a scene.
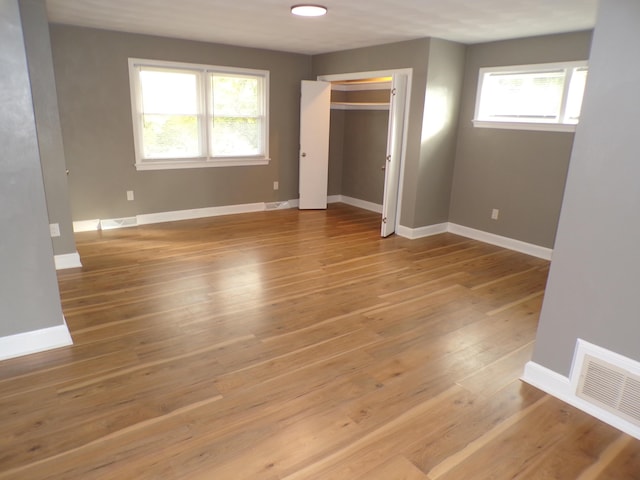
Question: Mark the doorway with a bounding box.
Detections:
[318,69,411,237]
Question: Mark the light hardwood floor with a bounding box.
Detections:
[0,204,638,479]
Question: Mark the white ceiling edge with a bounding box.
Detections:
[44,0,598,55]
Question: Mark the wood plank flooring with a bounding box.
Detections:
[0,204,638,479]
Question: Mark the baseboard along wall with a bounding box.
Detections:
[0,317,73,361]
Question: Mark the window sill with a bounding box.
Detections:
[135,157,270,171]
[472,120,577,133]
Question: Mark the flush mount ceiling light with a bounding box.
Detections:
[291,4,327,17]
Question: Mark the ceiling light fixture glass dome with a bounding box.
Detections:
[291,5,328,17]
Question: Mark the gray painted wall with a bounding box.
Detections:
[415,38,466,227]
[340,110,388,204]
[328,109,344,196]
[449,31,592,248]
[49,25,311,221]
[532,0,640,376]
[0,0,65,337]
[19,0,76,256]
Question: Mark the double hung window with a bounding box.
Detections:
[129,58,269,170]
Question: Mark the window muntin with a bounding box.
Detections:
[473,61,588,132]
[129,59,269,170]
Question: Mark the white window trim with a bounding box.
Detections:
[128,58,270,170]
[472,60,588,133]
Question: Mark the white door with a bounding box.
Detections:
[381,74,408,237]
[299,80,331,209]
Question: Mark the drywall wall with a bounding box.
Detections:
[49,25,311,221]
[532,0,640,376]
[414,38,466,227]
[0,0,65,336]
[340,110,388,204]
[328,109,344,196]
[19,0,76,256]
[449,31,592,248]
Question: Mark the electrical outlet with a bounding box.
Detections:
[127,190,135,201]
[273,181,279,191]
[49,223,61,237]
[491,208,499,220]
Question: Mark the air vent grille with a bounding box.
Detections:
[577,354,640,426]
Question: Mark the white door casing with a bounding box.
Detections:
[299,80,331,209]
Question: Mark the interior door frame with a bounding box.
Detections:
[317,68,413,235]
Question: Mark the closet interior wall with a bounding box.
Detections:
[328,84,391,206]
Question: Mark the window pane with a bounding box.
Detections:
[211,75,260,116]
[479,70,565,122]
[142,114,200,158]
[564,68,588,124]
[140,69,198,114]
[210,117,260,157]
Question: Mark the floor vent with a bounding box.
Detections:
[265,201,291,210]
[99,217,138,230]
[576,352,640,427]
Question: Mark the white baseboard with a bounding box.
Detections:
[396,223,449,240]
[0,317,73,361]
[137,202,267,225]
[54,252,82,270]
[448,223,553,260]
[522,361,640,440]
[72,219,100,232]
[327,195,342,204]
[73,201,302,232]
[338,195,383,214]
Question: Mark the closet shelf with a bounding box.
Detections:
[330,101,390,111]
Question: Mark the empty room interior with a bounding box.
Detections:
[2,0,640,478]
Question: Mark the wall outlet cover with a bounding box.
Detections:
[49,223,61,237]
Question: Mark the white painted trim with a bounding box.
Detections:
[327,195,342,204]
[72,219,100,232]
[134,157,270,171]
[331,81,392,92]
[73,201,304,232]
[396,223,449,240]
[318,68,413,83]
[339,196,383,214]
[136,202,266,225]
[522,361,640,440]
[472,120,576,133]
[330,102,389,111]
[0,317,73,361]
[448,223,553,260]
[54,252,82,270]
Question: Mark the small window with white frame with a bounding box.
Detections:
[473,61,588,132]
[128,58,269,170]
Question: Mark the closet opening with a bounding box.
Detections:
[320,70,411,237]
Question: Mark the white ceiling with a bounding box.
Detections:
[44,0,598,55]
